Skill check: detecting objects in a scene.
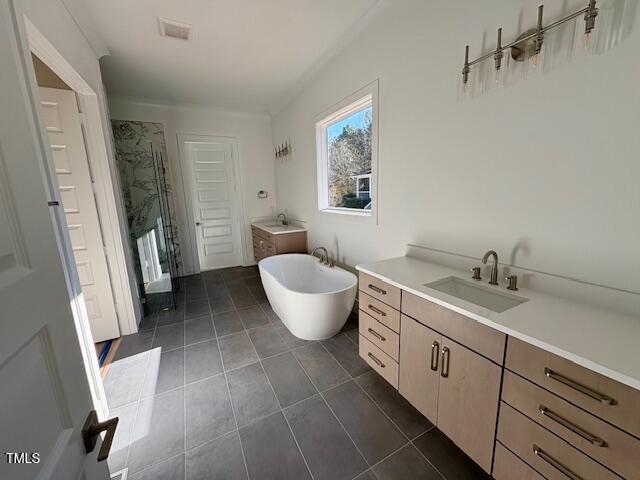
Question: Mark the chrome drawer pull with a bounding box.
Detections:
[533,445,583,480]
[544,368,616,406]
[368,352,385,368]
[539,405,606,447]
[367,305,386,317]
[368,284,387,295]
[367,328,386,342]
[430,341,440,371]
[440,346,450,378]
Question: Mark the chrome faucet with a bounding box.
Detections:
[310,246,331,266]
[482,250,499,285]
[277,213,288,225]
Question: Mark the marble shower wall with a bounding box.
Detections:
[111,120,182,279]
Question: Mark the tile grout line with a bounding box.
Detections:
[408,438,448,480]
[317,339,361,382]
[243,321,316,480]
[121,320,158,474]
[183,311,187,480]
[352,441,411,480]
[211,292,252,480]
[355,381,445,477]
[126,451,185,480]
[153,271,440,480]
[288,346,372,477]
[318,332,445,478]
[353,379,412,443]
[318,338,443,478]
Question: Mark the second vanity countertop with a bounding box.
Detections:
[356,256,640,390]
[251,221,307,235]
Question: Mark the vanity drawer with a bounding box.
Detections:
[253,241,263,261]
[402,291,505,364]
[502,370,640,479]
[358,272,401,309]
[359,292,400,333]
[493,442,545,480]
[498,402,622,480]
[251,225,274,243]
[359,310,399,361]
[506,337,640,438]
[253,237,275,257]
[359,335,398,388]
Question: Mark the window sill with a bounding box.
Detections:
[320,207,372,217]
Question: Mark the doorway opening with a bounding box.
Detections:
[24,17,140,423]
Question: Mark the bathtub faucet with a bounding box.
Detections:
[310,246,333,267]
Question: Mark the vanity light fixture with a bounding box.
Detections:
[461,1,598,89]
[494,28,503,83]
[531,5,545,67]
[275,141,291,159]
[584,0,599,48]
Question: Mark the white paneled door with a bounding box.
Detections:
[38,87,119,342]
[181,137,243,271]
[0,2,111,478]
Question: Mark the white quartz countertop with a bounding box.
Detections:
[356,256,640,390]
[251,221,307,235]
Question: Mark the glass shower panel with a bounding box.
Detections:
[112,120,180,316]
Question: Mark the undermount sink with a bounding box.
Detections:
[424,276,528,313]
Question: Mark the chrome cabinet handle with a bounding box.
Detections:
[440,346,450,378]
[539,406,606,447]
[544,368,615,405]
[367,305,386,317]
[367,327,386,342]
[368,352,385,368]
[533,444,583,480]
[430,341,440,371]
[368,284,387,295]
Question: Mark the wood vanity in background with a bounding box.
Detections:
[251,223,307,262]
[357,270,640,479]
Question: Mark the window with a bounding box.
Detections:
[316,82,378,219]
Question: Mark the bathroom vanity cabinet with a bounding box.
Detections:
[357,268,640,479]
[251,223,307,262]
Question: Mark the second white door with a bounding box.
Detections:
[181,136,243,271]
[38,87,119,342]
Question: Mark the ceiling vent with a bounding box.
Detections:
[158,17,192,41]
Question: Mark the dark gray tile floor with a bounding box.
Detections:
[105,266,490,480]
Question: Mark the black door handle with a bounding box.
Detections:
[82,410,119,462]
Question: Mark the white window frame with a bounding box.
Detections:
[315,80,379,222]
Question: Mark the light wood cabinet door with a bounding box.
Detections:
[437,338,502,473]
[402,291,505,364]
[399,315,441,424]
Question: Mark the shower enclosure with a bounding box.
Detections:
[112,120,181,316]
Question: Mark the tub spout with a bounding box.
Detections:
[310,246,330,266]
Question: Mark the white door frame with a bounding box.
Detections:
[25,18,140,335]
[177,134,247,272]
[15,15,136,420]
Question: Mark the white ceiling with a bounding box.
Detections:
[83,0,380,114]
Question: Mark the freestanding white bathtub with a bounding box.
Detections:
[258,254,357,340]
